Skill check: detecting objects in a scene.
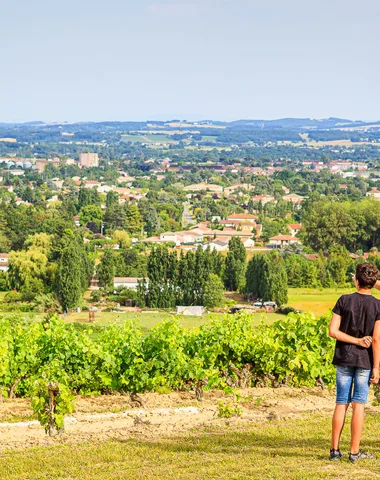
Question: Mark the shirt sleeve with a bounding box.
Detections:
[332,296,344,316]
[376,302,380,321]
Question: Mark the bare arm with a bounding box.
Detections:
[371,321,380,384]
[329,313,372,348]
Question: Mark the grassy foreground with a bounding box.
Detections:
[2,413,380,479]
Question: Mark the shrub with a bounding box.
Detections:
[0,272,9,291]
[90,290,103,302]
[4,291,23,303]
[276,306,302,315]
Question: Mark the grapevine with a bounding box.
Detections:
[31,379,74,436]
[0,311,336,410]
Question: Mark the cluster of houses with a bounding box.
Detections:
[143,214,302,251]
[301,160,369,176]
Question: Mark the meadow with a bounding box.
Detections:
[287,286,374,316]
[0,286,367,330]
[64,286,363,328]
[1,413,380,479]
[120,134,176,144]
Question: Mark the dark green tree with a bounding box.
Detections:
[203,274,225,307]
[97,250,115,289]
[79,205,103,231]
[55,243,83,311]
[145,247,178,308]
[224,237,246,291]
[106,190,119,209]
[125,204,143,237]
[77,188,100,210]
[103,205,128,232]
[246,252,288,306]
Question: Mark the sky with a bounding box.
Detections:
[1,0,380,123]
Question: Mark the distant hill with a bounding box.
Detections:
[227,118,366,129]
[0,117,380,131]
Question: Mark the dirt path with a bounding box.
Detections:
[0,387,376,451]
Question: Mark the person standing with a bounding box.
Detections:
[329,262,380,463]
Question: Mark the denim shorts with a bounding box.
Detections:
[336,366,371,405]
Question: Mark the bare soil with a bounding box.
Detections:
[0,387,375,452]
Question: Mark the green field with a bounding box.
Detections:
[64,310,284,330]
[288,287,380,316]
[1,286,378,329]
[1,412,379,479]
[121,134,176,144]
[201,135,218,142]
[63,286,361,329]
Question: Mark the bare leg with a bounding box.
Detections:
[331,404,349,450]
[350,402,365,454]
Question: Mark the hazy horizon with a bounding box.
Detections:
[1,0,379,123]
[1,116,380,125]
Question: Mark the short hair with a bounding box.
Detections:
[356,262,379,289]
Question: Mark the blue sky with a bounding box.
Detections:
[1,0,379,122]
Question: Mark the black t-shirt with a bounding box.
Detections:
[332,292,380,369]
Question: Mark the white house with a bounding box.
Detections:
[366,189,380,200]
[269,235,300,248]
[177,230,204,244]
[113,277,147,290]
[283,194,305,205]
[242,238,255,248]
[204,240,229,252]
[251,195,275,205]
[158,230,204,246]
[288,223,302,237]
[0,253,9,272]
[159,232,179,244]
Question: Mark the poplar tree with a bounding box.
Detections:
[203,274,225,308]
[125,204,143,237]
[55,243,83,311]
[224,237,246,291]
[246,252,288,306]
[97,250,115,289]
[145,247,178,308]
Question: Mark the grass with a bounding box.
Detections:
[121,134,176,144]
[64,311,283,330]
[2,286,378,328]
[201,135,218,142]
[288,287,380,316]
[1,413,380,479]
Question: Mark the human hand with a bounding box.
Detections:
[370,367,379,384]
[357,336,372,348]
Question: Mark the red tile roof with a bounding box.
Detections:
[227,213,257,220]
[270,235,297,241]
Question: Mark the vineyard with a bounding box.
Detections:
[0,311,337,432]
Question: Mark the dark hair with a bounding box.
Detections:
[356,262,379,289]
